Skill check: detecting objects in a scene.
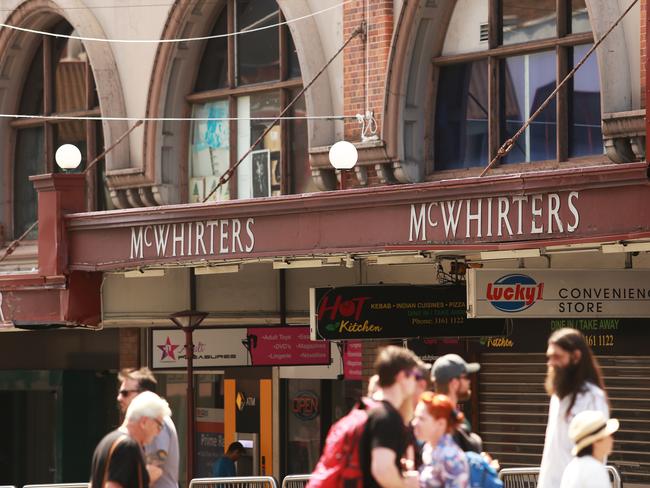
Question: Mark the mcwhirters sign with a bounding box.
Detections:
[467,269,650,318]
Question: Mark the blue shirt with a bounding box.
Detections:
[212,456,236,477]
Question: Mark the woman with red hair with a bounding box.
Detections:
[412,392,469,488]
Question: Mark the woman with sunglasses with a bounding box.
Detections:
[412,392,469,488]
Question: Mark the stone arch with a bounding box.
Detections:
[384,0,639,182]
[0,0,130,174]
[142,0,335,206]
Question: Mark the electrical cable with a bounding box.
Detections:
[0,0,353,44]
[2,114,353,122]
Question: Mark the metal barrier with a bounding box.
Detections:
[281,475,311,488]
[189,477,278,488]
[498,466,621,488]
[24,484,89,488]
[498,468,539,488]
[0,485,16,488]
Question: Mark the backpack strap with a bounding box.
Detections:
[101,434,128,488]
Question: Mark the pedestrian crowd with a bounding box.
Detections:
[309,327,618,488]
[87,327,617,488]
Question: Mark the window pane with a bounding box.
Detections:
[195,8,228,92]
[14,127,44,238]
[571,0,591,34]
[236,0,279,84]
[237,91,281,199]
[434,60,488,170]
[189,100,231,202]
[503,0,557,45]
[503,51,556,163]
[55,36,88,113]
[289,89,311,194]
[287,29,301,79]
[19,44,44,115]
[442,0,488,56]
[570,44,602,157]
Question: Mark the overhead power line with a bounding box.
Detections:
[0,0,353,43]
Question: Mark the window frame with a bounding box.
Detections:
[428,0,599,176]
[9,20,103,238]
[185,0,303,202]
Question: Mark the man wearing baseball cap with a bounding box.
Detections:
[431,354,482,453]
[560,410,619,488]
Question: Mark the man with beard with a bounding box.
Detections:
[431,354,482,453]
[538,328,609,488]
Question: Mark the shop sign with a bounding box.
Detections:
[468,269,650,318]
[151,326,330,369]
[310,285,507,340]
[344,341,363,380]
[474,318,643,355]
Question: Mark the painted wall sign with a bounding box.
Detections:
[409,191,580,242]
[151,326,330,369]
[310,285,507,340]
[129,218,256,259]
[468,269,650,318]
[67,167,650,272]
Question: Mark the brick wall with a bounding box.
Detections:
[342,0,394,189]
[343,0,393,141]
[119,328,141,369]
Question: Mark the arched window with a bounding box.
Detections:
[12,19,105,238]
[432,0,601,172]
[187,0,309,202]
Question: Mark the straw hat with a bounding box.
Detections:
[569,410,619,456]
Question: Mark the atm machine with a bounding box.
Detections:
[234,433,259,475]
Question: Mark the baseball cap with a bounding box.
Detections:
[431,354,480,384]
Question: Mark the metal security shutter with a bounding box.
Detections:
[478,353,650,486]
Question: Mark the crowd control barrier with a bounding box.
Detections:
[280,475,311,488]
[498,466,621,488]
[24,484,89,488]
[189,476,278,488]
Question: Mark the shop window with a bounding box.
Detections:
[187,0,305,202]
[11,19,106,238]
[432,0,601,173]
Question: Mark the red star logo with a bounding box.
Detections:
[158,336,179,361]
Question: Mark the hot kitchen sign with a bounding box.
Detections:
[467,269,650,318]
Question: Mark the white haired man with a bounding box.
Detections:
[90,391,172,488]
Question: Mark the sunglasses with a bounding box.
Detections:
[407,369,426,381]
[118,389,141,397]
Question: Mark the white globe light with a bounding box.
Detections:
[55,144,82,170]
[328,140,358,170]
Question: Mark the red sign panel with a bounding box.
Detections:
[247,326,330,366]
[344,341,363,380]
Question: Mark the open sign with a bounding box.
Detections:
[291,391,319,420]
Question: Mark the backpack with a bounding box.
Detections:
[306,398,379,488]
[466,451,503,488]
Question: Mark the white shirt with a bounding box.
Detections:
[145,416,180,488]
[560,456,610,488]
[537,382,609,488]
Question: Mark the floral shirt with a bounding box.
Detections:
[419,433,469,488]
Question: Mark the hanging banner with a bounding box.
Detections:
[151,326,330,369]
[310,285,507,340]
[467,269,650,318]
